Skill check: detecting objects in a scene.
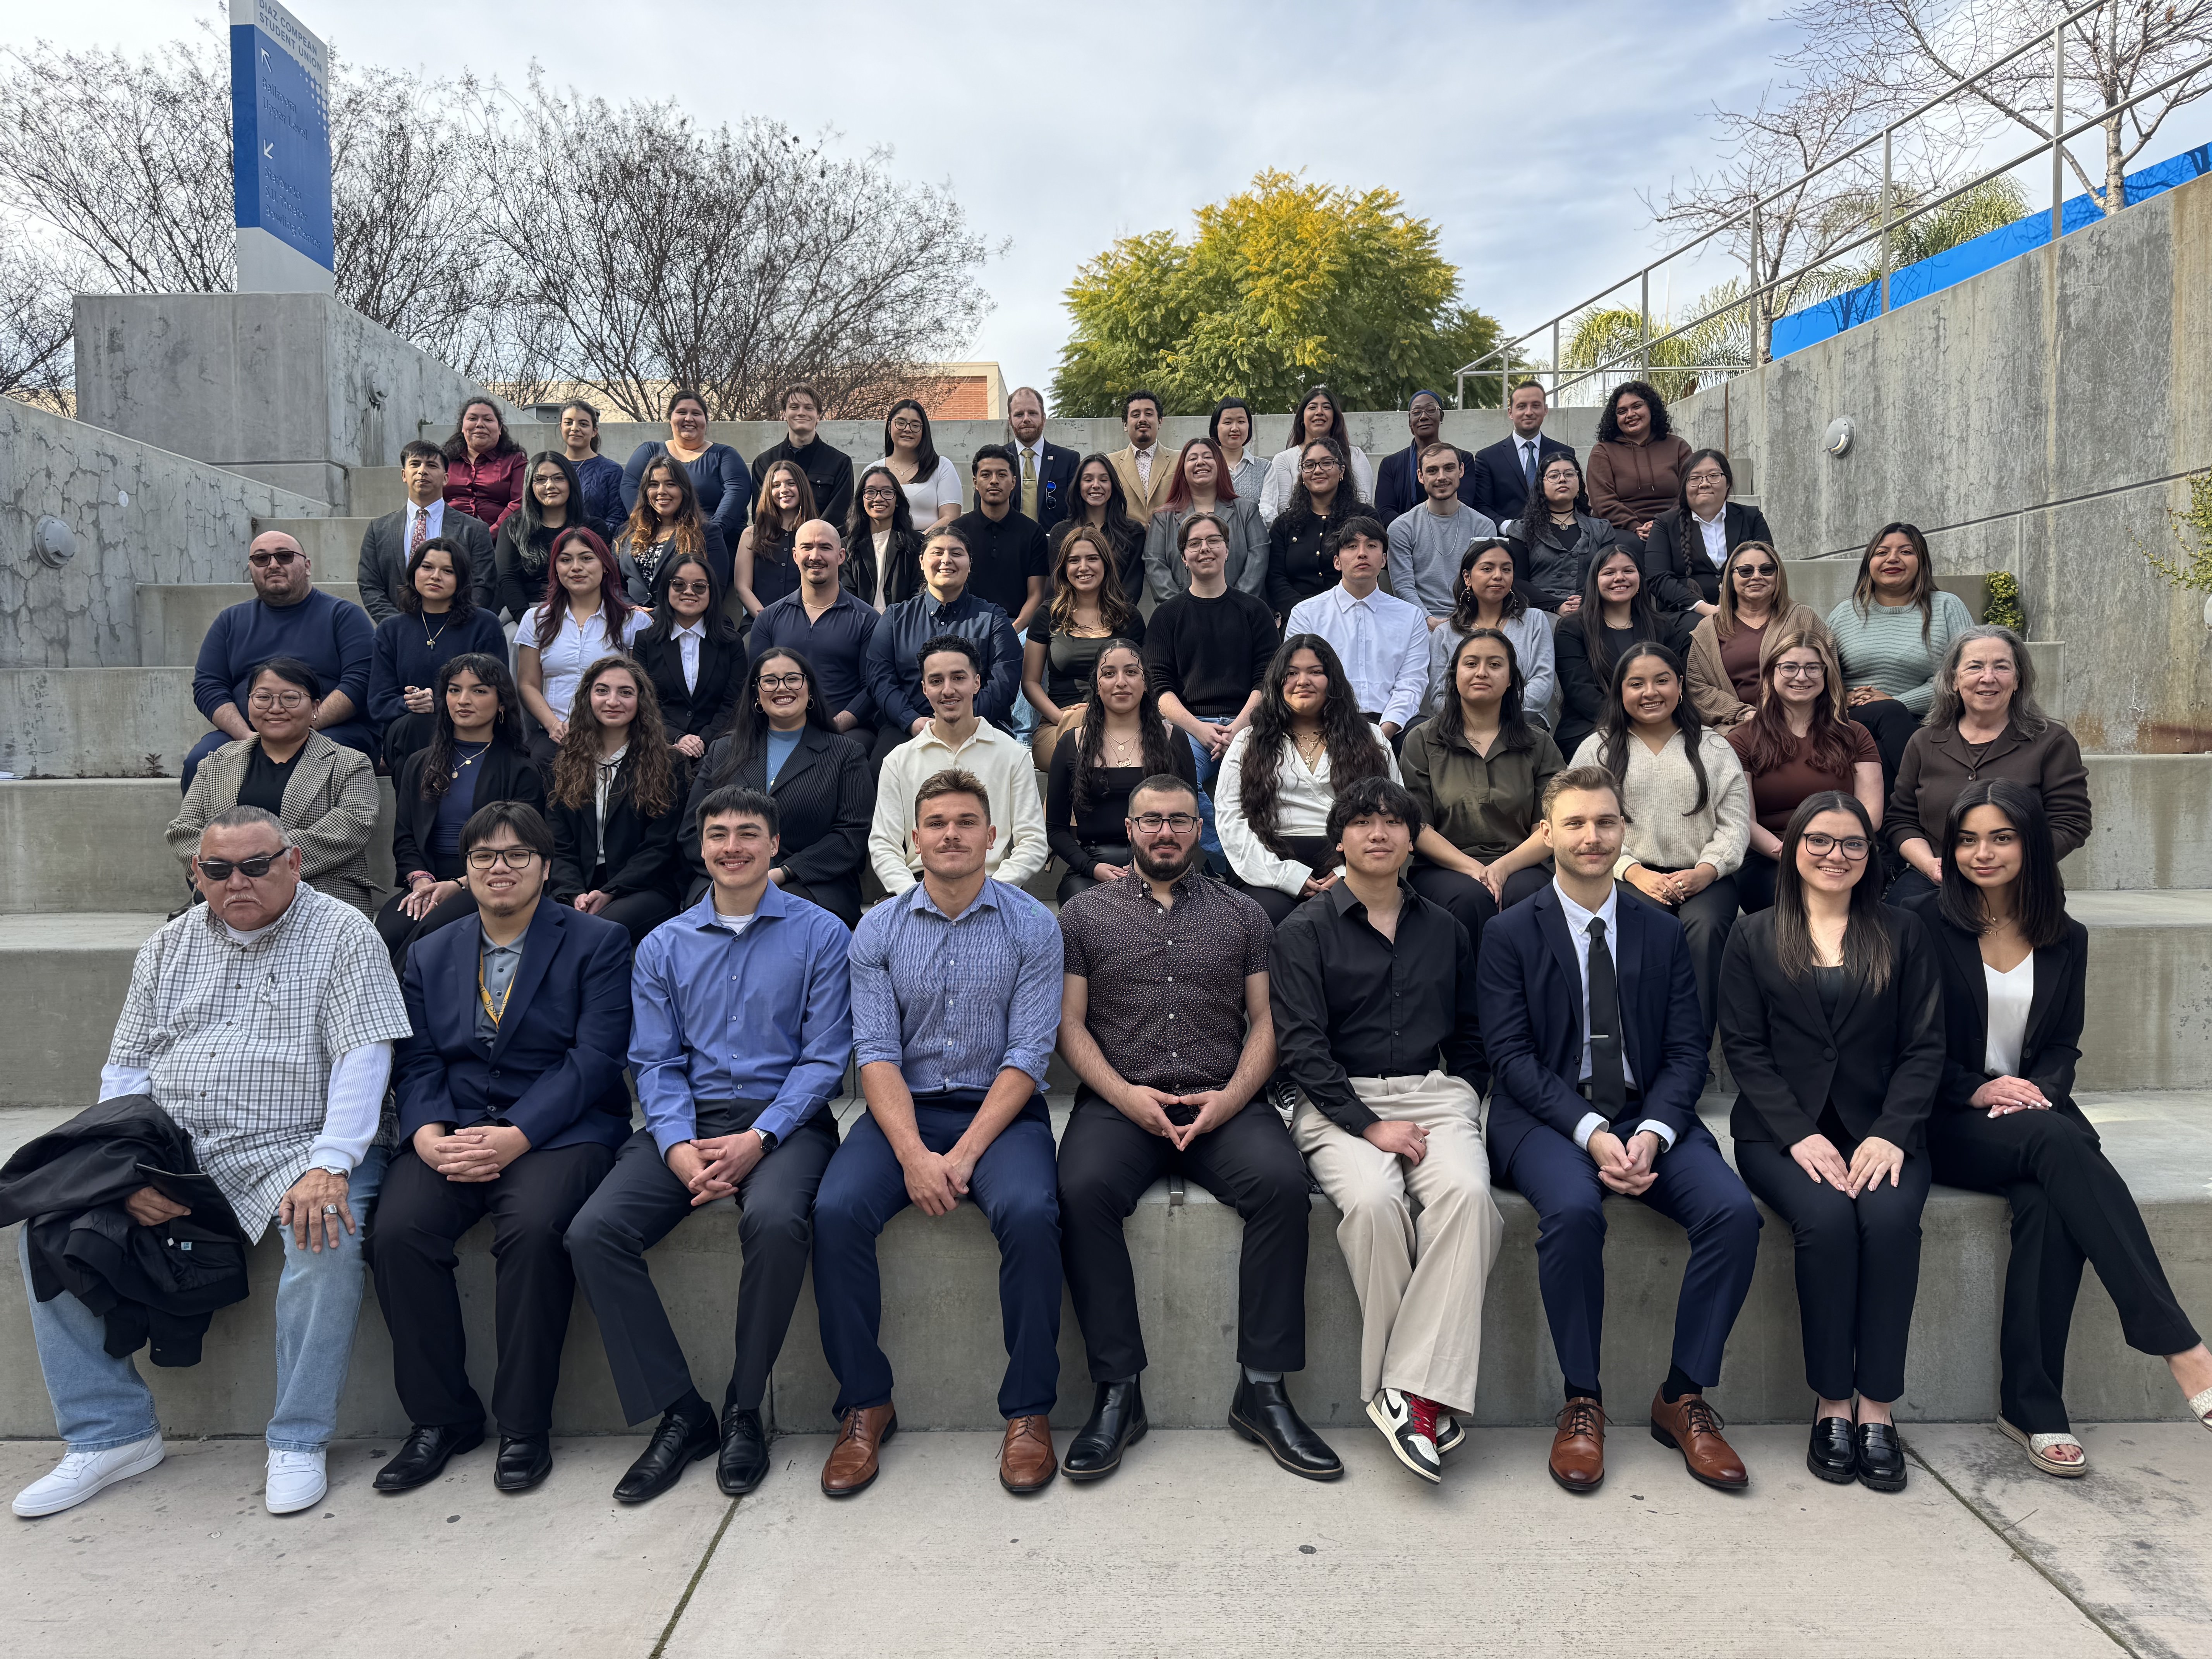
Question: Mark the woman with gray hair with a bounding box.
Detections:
[1884,627,2091,907]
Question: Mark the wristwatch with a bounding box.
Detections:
[754,1128,780,1155]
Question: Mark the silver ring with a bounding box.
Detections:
[322,1204,339,1215]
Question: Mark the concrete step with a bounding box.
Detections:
[2,1088,2204,1436]
[254,516,378,573]
[344,467,408,518]
[0,669,207,779]
[2060,755,2212,890]
[136,583,367,668]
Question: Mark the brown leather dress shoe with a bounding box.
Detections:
[1549,1397,1607,1492]
[820,1404,897,1498]
[1649,1390,1749,1490]
[1000,1414,1057,1494]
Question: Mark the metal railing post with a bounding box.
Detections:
[1551,319,1561,401]
[1639,269,1650,378]
[2052,18,2067,239]
[1880,128,1893,313]
[1748,198,1763,366]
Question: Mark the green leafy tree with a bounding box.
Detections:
[1051,170,1504,415]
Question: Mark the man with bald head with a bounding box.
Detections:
[748,519,879,735]
[183,531,376,790]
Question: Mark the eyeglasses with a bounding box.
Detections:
[1685,470,1728,486]
[1735,562,1777,576]
[1775,663,1826,679]
[466,847,541,871]
[196,851,288,880]
[758,673,807,692]
[1300,459,1341,474]
[861,485,898,498]
[667,580,711,597]
[1802,833,1870,860]
[248,690,309,710]
[248,550,299,567]
[1130,813,1200,833]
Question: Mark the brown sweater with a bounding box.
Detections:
[1684,602,1826,728]
[1885,715,2093,858]
[1587,434,1692,531]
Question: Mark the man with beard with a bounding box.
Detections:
[1053,775,1337,1483]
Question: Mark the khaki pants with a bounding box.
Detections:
[1293,1072,1503,1415]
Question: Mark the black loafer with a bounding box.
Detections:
[373,1422,484,1493]
[717,1406,769,1497]
[1806,1415,1856,1484]
[1229,1375,1342,1481]
[1062,1379,1148,1482]
[493,1434,553,1493]
[613,1407,718,1505]
[1856,1421,1907,1492]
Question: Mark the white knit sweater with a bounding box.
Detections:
[1570,727,1750,877]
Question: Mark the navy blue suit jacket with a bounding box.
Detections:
[1467,433,1578,524]
[1024,441,1083,538]
[395,900,635,1151]
[1476,881,1709,1167]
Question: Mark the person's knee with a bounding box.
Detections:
[1534,1178,1605,1249]
[562,1201,637,1267]
[737,1186,814,1254]
[1704,1186,1764,1254]
[989,1184,1061,1252]
[1242,1158,1314,1227]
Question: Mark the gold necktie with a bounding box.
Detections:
[1021,447,1038,519]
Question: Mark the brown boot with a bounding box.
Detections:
[999,1414,1057,1494]
[1548,1397,1607,1492]
[820,1404,897,1498]
[1649,1389,1749,1490]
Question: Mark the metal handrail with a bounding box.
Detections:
[1456,1,2211,404]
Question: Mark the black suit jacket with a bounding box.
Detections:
[1640,501,1776,613]
[357,506,495,624]
[1717,905,1946,1151]
[548,761,683,904]
[390,741,546,882]
[1477,881,1710,1166]
[1929,910,2090,1129]
[1468,433,1577,524]
[678,725,871,925]
[393,899,634,1151]
[1373,442,1479,526]
[1015,440,1083,538]
[636,629,747,745]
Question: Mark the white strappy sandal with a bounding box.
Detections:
[2000,1417,2089,1478]
[2190,1387,2212,1433]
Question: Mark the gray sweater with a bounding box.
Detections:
[1386,501,1497,616]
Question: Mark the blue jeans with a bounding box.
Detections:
[21,1147,389,1452]
[1186,721,1232,862]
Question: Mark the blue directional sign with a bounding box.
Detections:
[230,0,334,293]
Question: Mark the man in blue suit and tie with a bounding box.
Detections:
[1479,765,1761,1495]
[370,801,634,1497]
[1466,380,1577,524]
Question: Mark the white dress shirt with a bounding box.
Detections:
[1553,879,1677,1153]
[405,499,447,547]
[1214,723,1403,895]
[525,603,652,721]
[672,618,707,692]
[1285,583,1431,728]
[1692,505,1728,570]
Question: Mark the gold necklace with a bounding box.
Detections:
[421,613,450,649]
[1292,729,1327,766]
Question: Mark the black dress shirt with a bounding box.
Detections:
[751,435,856,528]
[951,507,1050,624]
[1268,879,1485,1134]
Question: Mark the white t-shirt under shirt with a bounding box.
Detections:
[1984,955,2034,1077]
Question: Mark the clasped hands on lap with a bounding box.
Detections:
[1787,1132,1905,1195]
[1624,861,1714,908]
[666,1133,765,1208]
[1585,1128,1662,1195]
[1110,1082,1240,1150]
[414,1122,531,1185]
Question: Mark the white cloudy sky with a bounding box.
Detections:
[22,1,2212,393]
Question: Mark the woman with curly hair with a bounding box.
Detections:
[1586,378,1692,539]
[1044,641,1196,903]
[1216,634,1399,925]
[545,656,684,942]
[617,452,731,603]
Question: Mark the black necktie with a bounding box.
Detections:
[1586,917,1626,1115]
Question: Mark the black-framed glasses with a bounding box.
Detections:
[1775,663,1826,679]
[1802,833,1870,860]
[1300,458,1341,473]
[758,673,807,692]
[1130,813,1200,833]
[196,851,287,880]
[1735,562,1778,576]
[466,847,541,871]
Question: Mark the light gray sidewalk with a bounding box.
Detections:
[4,1422,2206,1657]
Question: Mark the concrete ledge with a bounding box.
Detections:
[253,517,377,573]
[0,669,206,778]
[2,1092,2203,1437]
[1781,560,1987,621]
[137,583,366,668]
[2059,755,2212,890]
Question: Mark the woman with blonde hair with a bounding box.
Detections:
[1684,541,1826,729]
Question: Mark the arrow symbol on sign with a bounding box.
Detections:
[260,49,270,69]
[263,141,275,158]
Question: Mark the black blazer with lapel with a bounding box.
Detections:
[1477,881,1711,1167]
[547,758,682,905]
[357,506,496,624]
[1717,905,1946,1151]
[1022,440,1083,539]
[393,898,635,1151]
[1929,910,2090,1129]
[636,628,747,746]
[1468,433,1577,524]
[390,741,546,881]
[677,725,871,925]
[1641,500,1776,614]
[1373,442,1480,526]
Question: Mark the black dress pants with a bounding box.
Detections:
[1408,861,1553,950]
[564,1106,839,1425]
[1057,1092,1311,1381]
[1736,1131,1931,1403]
[1848,699,1922,792]
[1237,834,1336,927]
[1927,1104,2201,1434]
[375,883,481,971]
[369,1139,615,1437]
[1645,871,1740,1043]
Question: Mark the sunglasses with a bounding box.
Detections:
[666,580,711,597]
[196,852,287,880]
[248,550,299,567]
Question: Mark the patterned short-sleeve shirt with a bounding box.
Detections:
[107,886,413,1235]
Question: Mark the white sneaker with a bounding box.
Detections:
[265,1448,328,1515]
[1366,1388,1442,1483]
[12,1433,166,1517]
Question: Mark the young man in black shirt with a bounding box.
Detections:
[750,384,855,528]
[951,445,1048,635]
[1269,775,1502,1485]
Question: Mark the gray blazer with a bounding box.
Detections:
[356,506,495,623]
[166,732,382,914]
[1143,495,1269,602]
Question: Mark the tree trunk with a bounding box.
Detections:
[2104,114,2128,214]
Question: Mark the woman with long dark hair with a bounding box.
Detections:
[619,388,751,547]
[1044,640,1195,903]
[735,457,818,617]
[1720,790,1944,1494]
[1727,626,1882,913]
[1585,378,1692,539]
[1023,524,1143,772]
[1925,780,2212,1475]
[1504,450,1621,614]
[1551,544,1688,758]
[373,653,544,963]
[1403,628,1563,944]
[635,551,746,763]
[617,451,732,602]
[1051,453,1146,607]
[1216,634,1398,925]
[1265,437,1365,617]
[368,535,508,769]
[1259,384,1376,524]
[1643,449,1776,617]
[545,655,684,943]
[1826,522,1975,783]
[441,396,527,532]
[882,397,963,527]
[493,452,587,622]
[1683,540,1824,729]
[556,400,626,538]
[1572,641,1750,1036]
[1209,396,1268,500]
[846,462,923,610]
[1144,435,1267,599]
[1426,539,1556,724]
[678,646,871,925]
[517,528,650,765]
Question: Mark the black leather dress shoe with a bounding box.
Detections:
[1806,1415,1856,1484]
[1062,1379,1148,1482]
[1229,1375,1342,1481]
[717,1406,769,1497]
[373,1422,484,1493]
[613,1407,718,1505]
[494,1435,553,1493]
[1856,1421,1907,1492]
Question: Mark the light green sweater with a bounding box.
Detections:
[1824,589,1974,714]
